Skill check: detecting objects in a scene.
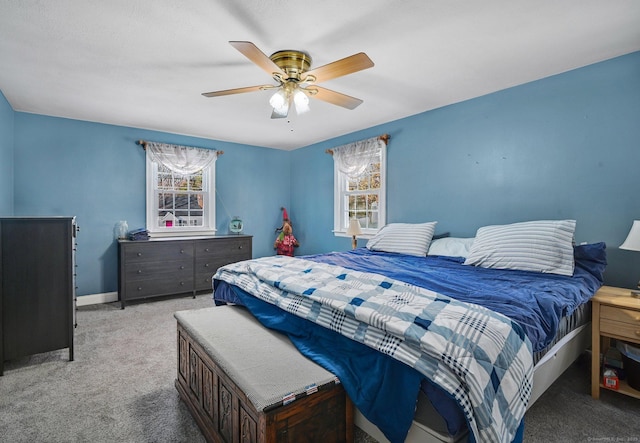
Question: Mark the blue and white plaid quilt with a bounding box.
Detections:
[215,255,533,443]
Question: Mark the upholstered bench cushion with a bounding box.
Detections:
[174,306,338,412]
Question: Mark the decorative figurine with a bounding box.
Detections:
[274,207,299,257]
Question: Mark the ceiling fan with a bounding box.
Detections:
[202,41,374,119]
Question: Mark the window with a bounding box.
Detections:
[145,145,217,237]
[333,137,386,237]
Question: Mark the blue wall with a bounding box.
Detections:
[0,91,14,214]
[291,51,640,288]
[5,51,639,296]
[13,114,290,296]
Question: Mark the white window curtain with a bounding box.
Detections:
[331,136,384,179]
[146,142,218,174]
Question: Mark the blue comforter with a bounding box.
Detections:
[303,243,606,353]
[213,243,606,442]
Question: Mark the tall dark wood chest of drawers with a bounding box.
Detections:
[118,235,252,309]
[0,217,77,376]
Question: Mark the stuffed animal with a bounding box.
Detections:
[274,207,299,256]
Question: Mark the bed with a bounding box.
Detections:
[211,220,607,443]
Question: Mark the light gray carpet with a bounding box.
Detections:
[523,352,640,442]
[1,294,211,443]
[1,294,639,442]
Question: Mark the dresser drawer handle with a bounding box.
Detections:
[205,263,209,267]
[137,270,142,274]
[180,249,184,254]
[238,245,243,249]
[137,287,142,291]
[180,281,185,286]
[137,252,142,257]
[205,248,210,252]
[180,266,185,270]
[636,330,640,337]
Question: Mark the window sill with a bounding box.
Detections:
[149,229,216,238]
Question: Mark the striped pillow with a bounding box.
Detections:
[463,220,576,276]
[366,222,437,256]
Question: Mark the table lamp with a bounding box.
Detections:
[619,220,640,297]
[346,219,362,250]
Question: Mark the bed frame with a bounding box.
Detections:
[354,322,592,443]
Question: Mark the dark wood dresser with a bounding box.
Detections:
[118,235,252,309]
[0,217,77,376]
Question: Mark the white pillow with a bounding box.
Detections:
[463,220,576,276]
[366,222,437,256]
[427,237,475,258]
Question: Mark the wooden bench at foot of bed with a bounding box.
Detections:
[174,306,353,443]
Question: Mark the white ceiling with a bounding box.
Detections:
[1,1,639,150]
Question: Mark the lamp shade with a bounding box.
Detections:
[293,89,310,114]
[620,220,640,252]
[269,89,287,109]
[346,219,362,236]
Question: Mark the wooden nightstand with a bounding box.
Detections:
[591,285,640,399]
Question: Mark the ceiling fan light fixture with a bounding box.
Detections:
[270,89,290,117]
[269,89,288,109]
[203,42,374,118]
[293,89,310,115]
[272,104,289,117]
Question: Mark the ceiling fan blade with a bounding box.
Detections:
[303,52,373,84]
[229,41,287,80]
[202,85,269,97]
[308,86,363,110]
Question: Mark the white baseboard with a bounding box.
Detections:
[76,292,118,306]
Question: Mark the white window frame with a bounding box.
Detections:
[333,143,386,238]
[146,153,216,237]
